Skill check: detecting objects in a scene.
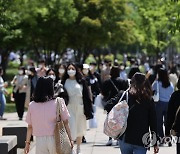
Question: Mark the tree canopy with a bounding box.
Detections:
[0,0,180,66]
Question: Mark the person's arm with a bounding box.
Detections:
[88,86,93,102]
[24,125,32,154]
[149,100,159,153]
[63,120,73,148]
[166,92,176,136]
[11,75,17,86]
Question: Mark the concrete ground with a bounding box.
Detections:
[0,109,177,154]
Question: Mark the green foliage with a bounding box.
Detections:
[130,0,180,55]
[5,103,16,113]
[0,0,180,63]
[85,54,96,64]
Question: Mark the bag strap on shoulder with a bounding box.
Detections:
[118,89,129,103]
[120,89,135,111]
[56,97,62,122]
[110,79,119,93]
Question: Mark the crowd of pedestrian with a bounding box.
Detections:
[0,57,180,154]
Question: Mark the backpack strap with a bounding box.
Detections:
[110,79,119,93]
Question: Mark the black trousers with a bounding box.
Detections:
[14,92,26,119]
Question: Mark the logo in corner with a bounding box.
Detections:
[142,131,157,148]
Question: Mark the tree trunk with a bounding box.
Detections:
[20,49,24,66]
[1,49,9,80]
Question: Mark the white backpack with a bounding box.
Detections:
[104,90,130,139]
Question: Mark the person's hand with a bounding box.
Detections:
[154,145,159,154]
[24,143,30,154]
[4,90,9,95]
[4,82,8,88]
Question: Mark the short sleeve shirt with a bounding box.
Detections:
[26,98,70,136]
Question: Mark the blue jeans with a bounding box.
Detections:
[119,138,147,154]
[0,92,6,117]
[155,101,168,139]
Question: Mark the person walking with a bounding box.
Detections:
[166,76,180,154]
[11,66,28,120]
[62,63,93,154]
[0,67,8,120]
[102,66,129,146]
[118,73,159,154]
[54,64,66,84]
[24,77,73,154]
[36,59,47,77]
[25,67,38,108]
[152,68,174,145]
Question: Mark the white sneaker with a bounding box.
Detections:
[106,139,112,146]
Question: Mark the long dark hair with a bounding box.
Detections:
[129,72,152,101]
[33,77,54,103]
[62,63,83,84]
[128,66,140,79]
[158,68,170,88]
[19,66,26,75]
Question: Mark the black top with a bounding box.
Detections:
[166,90,180,136]
[86,72,101,98]
[90,72,102,96]
[102,77,129,112]
[123,93,157,147]
[105,92,157,147]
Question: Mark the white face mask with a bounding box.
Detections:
[59,69,65,74]
[89,66,94,71]
[82,69,89,75]
[67,69,76,77]
[49,75,55,80]
[38,64,43,68]
[18,70,24,75]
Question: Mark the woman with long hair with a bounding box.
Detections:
[62,63,93,154]
[102,66,129,146]
[24,77,72,154]
[119,72,159,154]
[152,68,174,145]
[166,76,180,154]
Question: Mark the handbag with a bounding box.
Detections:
[152,81,159,102]
[104,90,135,139]
[171,105,180,136]
[89,105,98,128]
[54,97,72,154]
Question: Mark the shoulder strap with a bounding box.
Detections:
[56,97,62,122]
[110,79,119,93]
[118,89,129,103]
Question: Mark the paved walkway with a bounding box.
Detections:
[0,109,177,154]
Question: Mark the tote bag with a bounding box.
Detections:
[54,97,72,154]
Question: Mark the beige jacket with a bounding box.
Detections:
[11,75,28,93]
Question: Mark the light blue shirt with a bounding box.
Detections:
[152,81,174,102]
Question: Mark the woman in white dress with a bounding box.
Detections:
[62,63,93,154]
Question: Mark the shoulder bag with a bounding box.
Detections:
[54,97,72,154]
